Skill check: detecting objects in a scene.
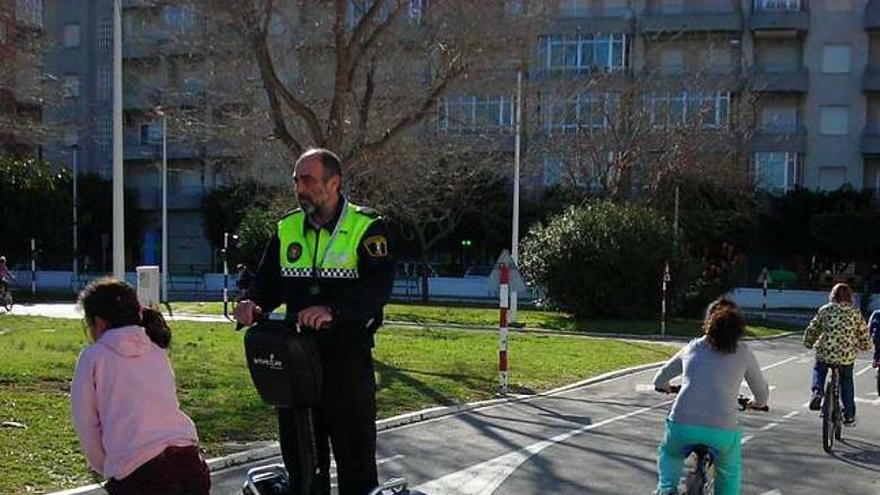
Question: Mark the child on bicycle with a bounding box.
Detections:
[653,298,769,495]
[71,278,210,495]
[868,306,880,367]
[805,283,872,426]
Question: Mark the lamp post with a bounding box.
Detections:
[71,144,79,290]
[510,68,523,323]
[154,107,168,303]
[112,0,125,279]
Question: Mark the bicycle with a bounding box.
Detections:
[657,386,768,495]
[821,365,844,453]
[0,285,13,313]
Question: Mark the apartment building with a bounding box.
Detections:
[42,0,240,272]
[32,0,880,270]
[0,0,43,157]
[518,0,877,195]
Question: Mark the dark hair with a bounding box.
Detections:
[703,305,746,353]
[705,297,738,319]
[77,277,171,348]
[830,283,853,305]
[296,148,342,181]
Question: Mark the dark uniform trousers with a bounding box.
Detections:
[277,351,378,495]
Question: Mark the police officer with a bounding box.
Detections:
[234,148,394,495]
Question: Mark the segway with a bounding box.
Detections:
[240,317,425,495]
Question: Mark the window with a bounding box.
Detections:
[545,93,620,134]
[97,65,111,101]
[540,33,628,73]
[164,5,200,34]
[348,0,390,27]
[63,75,80,98]
[753,0,802,11]
[826,0,852,11]
[63,24,81,48]
[437,96,514,134]
[140,122,162,144]
[659,0,684,14]
[63,128,78,147]
[97,117,111,150]
[648,91,730,129]
[98,16,112,54]
[818,167,847,191]
[755,152,802,192]
[409,0,426,24]
[15,0,42,28]
[819,106,849,135]
[544,157,563,186]
[659,48,685,74]
[760,104,797,132]
[822,45,851,74]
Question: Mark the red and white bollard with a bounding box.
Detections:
[499,262,510,395]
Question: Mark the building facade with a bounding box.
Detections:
[0,0,43,157]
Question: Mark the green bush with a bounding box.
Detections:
[519,201,689,318]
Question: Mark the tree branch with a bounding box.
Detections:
[350,54,466,164]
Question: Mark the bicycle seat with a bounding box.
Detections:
[681,445,717,459]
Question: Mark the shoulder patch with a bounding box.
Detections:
[363,235,389,258]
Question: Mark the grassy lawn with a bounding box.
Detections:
[0,315,675,494]
[169,301,795,338]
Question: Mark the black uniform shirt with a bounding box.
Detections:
[249,197,395,362]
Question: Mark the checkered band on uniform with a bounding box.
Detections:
[280,267,359,279]
[281,267,312,277]
[318,268,359,279]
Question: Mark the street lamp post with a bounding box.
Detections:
[222,232,238,320]
[510,68,523,323]
[71,144,79,290]
[112,0,125,279]
[157,109,168,303]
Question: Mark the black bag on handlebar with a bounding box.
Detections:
[244,320,322,408]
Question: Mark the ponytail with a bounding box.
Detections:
[141,308,172,349]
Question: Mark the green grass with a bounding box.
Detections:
[168,301,794,338]
[0,315,676,494]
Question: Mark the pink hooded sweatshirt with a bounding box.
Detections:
[70,325,200,480]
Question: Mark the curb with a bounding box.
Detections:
[45,360,665,495]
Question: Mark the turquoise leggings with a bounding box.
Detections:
[656,418,743,495]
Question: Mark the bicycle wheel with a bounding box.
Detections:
[822,382,835,453]
[685,456,711,495]
[0,292,10,313]
[875,368,880,398]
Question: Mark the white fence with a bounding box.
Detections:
[8,270,533,303]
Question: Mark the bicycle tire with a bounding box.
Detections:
[0,293,10,313]
[822,381,835,453]
[876,368,880,398]
[685,455,712,495]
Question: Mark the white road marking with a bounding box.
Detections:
[856,364,874,377]
[783,411,799,419]
[413,355,801,495]
[760,490,783,495]
[855,397,880,405]
[413,402,672,495]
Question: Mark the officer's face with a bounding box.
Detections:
[293,158,339,217]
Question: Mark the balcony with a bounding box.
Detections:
[124,135,202,161]
[751,125,807,152]
[749,1,808,33]
[640,9,742,35]
[748,65,808,93]
[552,8,635,34]
[864,65,880,91]
[862,126,880,154]
[135,184,204,210]
[123,27,166,59]
[866,0,880,30]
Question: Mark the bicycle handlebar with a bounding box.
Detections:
[655,386,768,412]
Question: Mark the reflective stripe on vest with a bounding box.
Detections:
[277,201,376,279]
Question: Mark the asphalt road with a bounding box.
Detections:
[210,336,880,495]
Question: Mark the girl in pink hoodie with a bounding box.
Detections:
[71,278,210,495]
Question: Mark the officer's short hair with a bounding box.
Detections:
[296,148,342,182]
